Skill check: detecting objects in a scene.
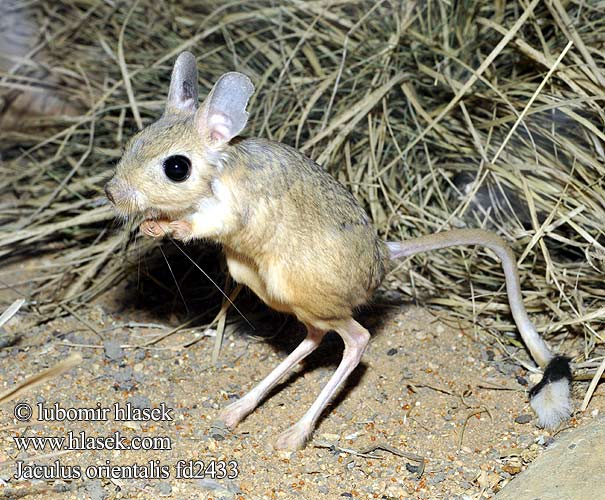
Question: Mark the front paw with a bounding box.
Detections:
[140,219,171,238]
[169,220,194,242]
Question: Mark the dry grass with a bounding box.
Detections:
[0,1,604,367]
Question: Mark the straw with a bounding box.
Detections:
[0,1,603,377]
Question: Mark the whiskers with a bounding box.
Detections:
[160,228,254,331]
[121,216,254,330]
[158,243,190,315]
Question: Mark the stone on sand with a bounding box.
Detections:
[495,417,605,500]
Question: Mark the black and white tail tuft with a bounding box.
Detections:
[387,230,574,429]
[529,356,573,429]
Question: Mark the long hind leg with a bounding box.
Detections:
[274,318,370,450]
[218,324,326,429]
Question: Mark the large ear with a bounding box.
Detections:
[165,51,199,116]
[196,72,254,147]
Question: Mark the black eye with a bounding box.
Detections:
[163,155,191,182]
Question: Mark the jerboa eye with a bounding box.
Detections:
[163,155,191,182]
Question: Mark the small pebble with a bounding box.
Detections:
[103,340,125,363]
[428,472,447,484]
[536,435,555,446]
[210,421,229,441]
[128,394,152,409]
[85,480,108,500]
[406,463,421,474]
[0,329,17,348]
[114,367,135,391]
[53,480,71,493]
[197,478,241,497]
[515,414,532,424]
[386,348,398,356]
[157,482,172,496]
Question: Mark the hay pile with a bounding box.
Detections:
[0,1,603,360]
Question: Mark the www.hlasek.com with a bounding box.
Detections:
[11,401,239,481]
[14,430,171,451]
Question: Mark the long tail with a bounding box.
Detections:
[388,228,572,428]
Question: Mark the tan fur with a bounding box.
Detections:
[106,117,215,219]
[106,53,571,450]
[215,139,388,327]
[105,58,388,449]
[108,117,388,329]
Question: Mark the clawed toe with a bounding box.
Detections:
[140,219,168,238]
[274,423,312,450]
[218,399,254,429]
[168,220,194,241]
[139,219,194,241]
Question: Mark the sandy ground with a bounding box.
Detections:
[0,251,602,500]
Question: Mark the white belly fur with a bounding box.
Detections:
[225,251,293,315]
